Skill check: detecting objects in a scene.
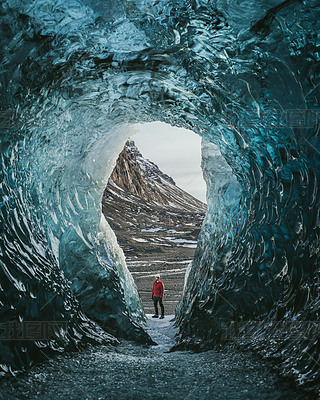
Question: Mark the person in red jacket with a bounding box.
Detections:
[152,274,165,319]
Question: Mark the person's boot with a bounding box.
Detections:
[159,315,164,319]
[152,314,158,318]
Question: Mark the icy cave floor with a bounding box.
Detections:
[0,316,313,400]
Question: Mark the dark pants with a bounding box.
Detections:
[153,296,164,316]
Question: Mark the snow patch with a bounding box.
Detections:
[141,227,162,232]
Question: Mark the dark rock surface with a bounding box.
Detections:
[102,141,207,314]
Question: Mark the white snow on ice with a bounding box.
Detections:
[145,314,177,352]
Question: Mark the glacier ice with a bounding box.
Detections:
[0,0,319,392]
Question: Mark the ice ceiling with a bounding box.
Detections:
[0,0,319,390]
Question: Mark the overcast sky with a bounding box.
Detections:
[131,122,207,203]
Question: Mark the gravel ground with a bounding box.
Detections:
[0,316,314,400]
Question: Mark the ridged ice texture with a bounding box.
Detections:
[0,0,319,390]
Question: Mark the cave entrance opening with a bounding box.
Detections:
[102,122,207,315]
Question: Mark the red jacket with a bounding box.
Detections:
[152,280,164,298]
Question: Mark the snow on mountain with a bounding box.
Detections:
[106,140,206,213]
[103,140,206,255]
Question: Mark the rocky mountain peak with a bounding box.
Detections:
[109,140,184,207]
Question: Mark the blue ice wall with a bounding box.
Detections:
[0,0,319,390]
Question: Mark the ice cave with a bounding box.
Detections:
[0,0,319,398]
